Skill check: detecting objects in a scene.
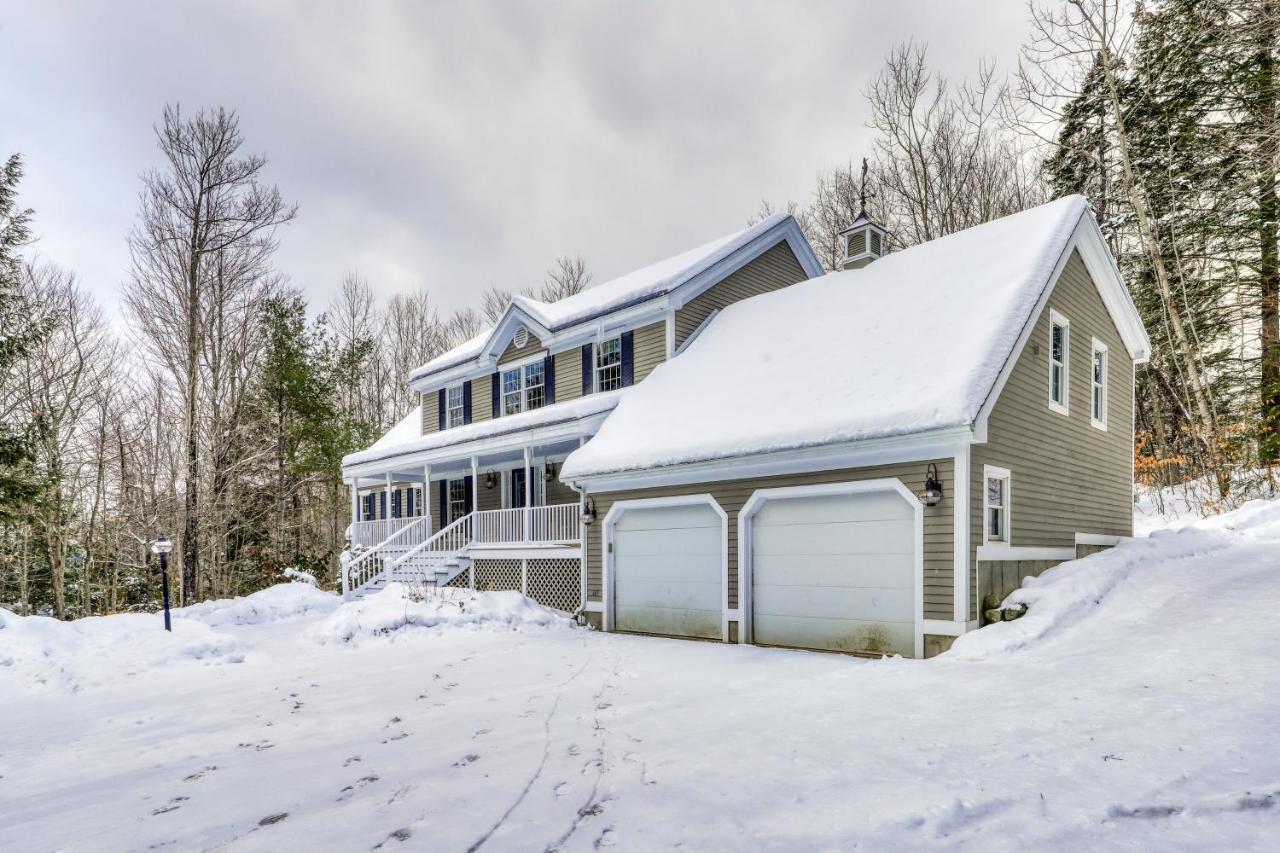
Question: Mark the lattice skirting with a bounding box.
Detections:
[452,557,582,614]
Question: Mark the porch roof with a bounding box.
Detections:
[342,390,623,477]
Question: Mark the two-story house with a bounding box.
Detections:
[341,194,1149,658]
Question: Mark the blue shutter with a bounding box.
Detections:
[581,343,593,395]
[437,389,446,431]
[439,480,448,524]
[463,381,473,424]
[544,354,555,404]
[491,372,500,418]
[407,487,415,517]
[621,330,635,387]
[379,491,387,519]
[464,476,474,515]
[392,489,401,519]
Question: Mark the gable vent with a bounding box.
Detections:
[513,326,529,348]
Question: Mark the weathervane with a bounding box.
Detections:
[857,157,875,216]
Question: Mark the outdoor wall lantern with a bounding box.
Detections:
[544,461,558,482]
[922,463,944,507]
[484,470,498,490]
[581,498,597,525]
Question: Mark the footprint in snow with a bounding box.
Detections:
[554,782,570,798]
[258,813,288,826]
[238,740,274,751]
[594,827,617,848]
[382,732,411,743]
[473,728,490,739]
[567,744,581,756]
[151,796,189,816]
[183,766,217,782]
[452,753,480,768]
[337,775,381,802]
[372,828,413,848]
[344,756,362,767]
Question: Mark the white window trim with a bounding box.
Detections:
[500,359,546,416]
[594,334,623,394]
[1048,309,1070,416]
[445,383,466,429]
[983,464,1012,547]
[1090,337,1108,431]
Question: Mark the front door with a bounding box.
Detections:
[509,467,545,509]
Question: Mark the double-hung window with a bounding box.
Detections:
[501,360,545,415]
[447,478,467,523]
[1048,310,1070,414]
[445,384,465,429]
[1091,338,1108,429]
[595,336,622,392]
[984,466,1011,545]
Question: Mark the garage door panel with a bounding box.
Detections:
[750,488,917,658]
[616,605,721,640]
[753,613,915,656]
[613,503,723,641]
[754,492,911,526]
[754,583,914,623]
[753,519,915,557]
[614,505,719,531]
[614,527,721,558]
[753,552,914,590]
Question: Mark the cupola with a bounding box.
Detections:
[839,210,887,270]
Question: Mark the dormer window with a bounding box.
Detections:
[445,384,465,429]
[502,360,545,415]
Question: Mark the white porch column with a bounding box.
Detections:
[470,456,479,515]
[349,479,359,527]
[523,446,532,541]
[423,464,433,534]
[384,472,393,532]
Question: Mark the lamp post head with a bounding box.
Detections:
[151,534,174,556]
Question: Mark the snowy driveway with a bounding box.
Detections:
[4,506,1280,851]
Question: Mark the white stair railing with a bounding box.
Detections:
[384,513,474,581]
[344,515,433,595]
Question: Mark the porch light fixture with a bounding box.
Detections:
[544,461,558,482]
[922,463,943,507]
[484,470,498,490]
[581,498,597,525]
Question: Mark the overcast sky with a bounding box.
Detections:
[1,2,1031,324]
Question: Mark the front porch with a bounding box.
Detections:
[342,435,589,610]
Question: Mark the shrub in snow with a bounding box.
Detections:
[306,583,576,645]
[281,567,318,587]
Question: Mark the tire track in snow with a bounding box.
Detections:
[464,646,597,853]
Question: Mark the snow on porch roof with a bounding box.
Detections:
[562,195,1107,480]
[410,213,795,381]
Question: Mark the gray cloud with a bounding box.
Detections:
[0,1,1030,323]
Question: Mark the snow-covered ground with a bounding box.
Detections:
[3,504,1280,852]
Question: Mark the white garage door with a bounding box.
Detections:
[750,488,916,656]
[612,502,723,640]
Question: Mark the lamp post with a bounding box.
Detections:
[151,533,173,632]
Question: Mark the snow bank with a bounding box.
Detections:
[179,582,339,627]
[305,583,575,645]
[0,608,247,693]
[951,498,1280,660]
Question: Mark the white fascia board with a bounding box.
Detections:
[975,545,1075,561]
[342,410,613,479]
[477,304,554,364]
[667,219,823,312]
[973,213,1150,442]
[571,426,975,494]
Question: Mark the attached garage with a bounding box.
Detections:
[607,498,725,640]
[743,482,922,657]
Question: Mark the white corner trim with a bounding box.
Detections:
[952,447,970,623]
[1075,532,1125,546]
[976,545,1075,561]
[675,308,719,356]
[922,619,970,638]
[600,494,729,640]
[737,479,925,658]
[664,311,675,358]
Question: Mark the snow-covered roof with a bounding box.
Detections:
[342,391,624,470]
[410,214,796,382]
[562,195,1132,480]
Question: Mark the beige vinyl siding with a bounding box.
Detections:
[545,475,579,506]
[970,250,1134,619]
[554,346,583,403]
[673,242,808,349]
[479,478,502,512]
[632,321,666,383]
[497,331,544,367]
[470,375,492,423]
[421,391,438,435]
[585,459,954,620]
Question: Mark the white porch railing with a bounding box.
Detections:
[344,515,432,594]
[348,517,427,549]
[474,504,581,544]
